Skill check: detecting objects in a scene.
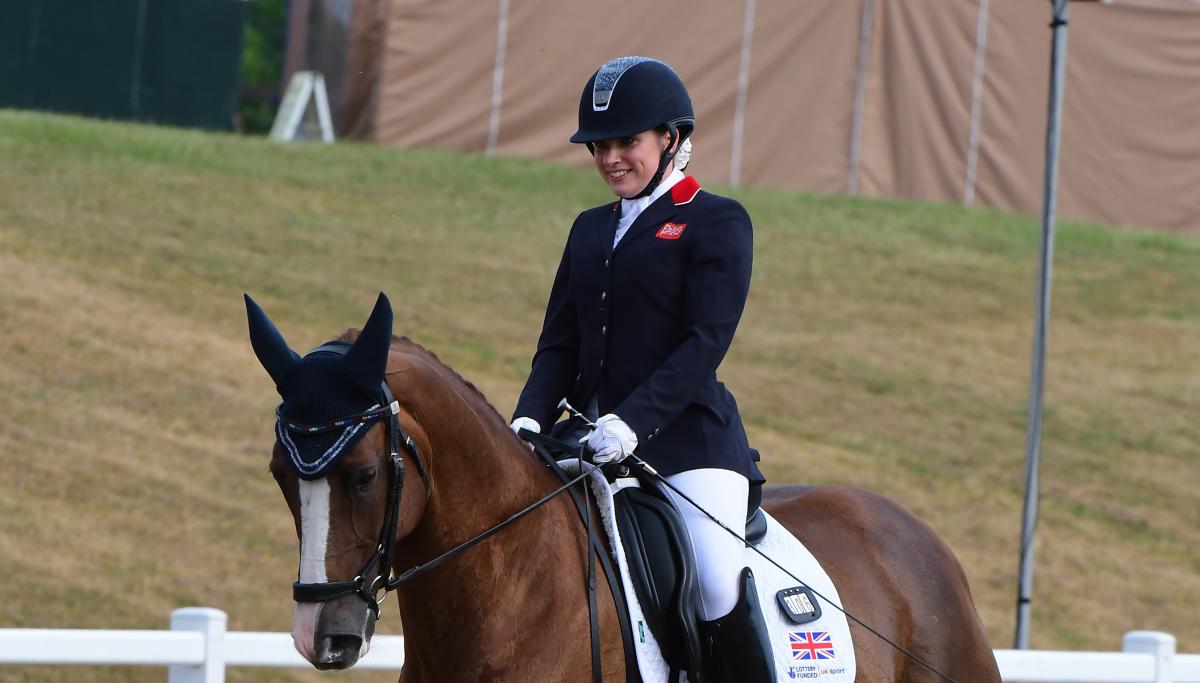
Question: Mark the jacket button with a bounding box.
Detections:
[601,291,607,301]
[599,360,605,369]
[601,325,607,335]
[604,258,610,268]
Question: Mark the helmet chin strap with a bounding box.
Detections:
[633,125,683,199]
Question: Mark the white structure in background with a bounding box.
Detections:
[269,71,335,143]
[0,608,1196,682]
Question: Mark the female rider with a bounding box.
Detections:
[510,56,774,680]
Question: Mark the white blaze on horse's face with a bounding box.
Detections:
[291,478,330,661]
[298,479,331,583]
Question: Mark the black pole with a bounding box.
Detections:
[1014,0,1070,651]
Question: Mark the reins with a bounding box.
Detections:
[387,463,596,587]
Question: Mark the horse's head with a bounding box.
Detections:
[245,293,429,670]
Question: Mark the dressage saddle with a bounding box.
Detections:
[613,473,767,680]
[527,422,769,682]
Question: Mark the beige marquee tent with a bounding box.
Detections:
[285,0,1200,231]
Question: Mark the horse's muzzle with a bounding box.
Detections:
[314,633,363,670]
[304,597,376,670]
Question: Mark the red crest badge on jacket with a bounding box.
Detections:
[655,222,687,240]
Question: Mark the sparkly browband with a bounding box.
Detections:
[276,401,400,477]
[276,401,400,434]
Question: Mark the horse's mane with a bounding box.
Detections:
[334,329,510,428]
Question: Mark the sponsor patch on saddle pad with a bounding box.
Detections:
[556,461,856,682]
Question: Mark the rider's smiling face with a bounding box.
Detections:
[592,129,672,199]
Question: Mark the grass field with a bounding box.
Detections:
[0,110,1196,681]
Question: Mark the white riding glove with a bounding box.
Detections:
[581,414,638,464]
[509,416,541,436]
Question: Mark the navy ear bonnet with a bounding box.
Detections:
[246,293,396,480]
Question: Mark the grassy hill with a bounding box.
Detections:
[0,110,1196,682]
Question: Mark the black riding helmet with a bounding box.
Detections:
[571,56,695,198]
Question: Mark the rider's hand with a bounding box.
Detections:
[510,416,541,437]
[581,414,638,464]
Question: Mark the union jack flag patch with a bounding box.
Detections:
[789,631,836,660]
[655,222,686,239]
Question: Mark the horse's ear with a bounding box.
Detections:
[245,294,301,391]
[343,292,393,395]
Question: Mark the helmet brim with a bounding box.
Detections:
[570,116,695,145]
[569,127,638,144]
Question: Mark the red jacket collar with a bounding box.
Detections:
[609,176,701,211]
[671,176,701,205]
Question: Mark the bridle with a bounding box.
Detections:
[280,345,594,621]
[278,343,626,682]
[285,343,429,618]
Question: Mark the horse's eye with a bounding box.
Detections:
[351,466,379,492]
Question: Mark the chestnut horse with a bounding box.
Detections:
[247,294,1001,682]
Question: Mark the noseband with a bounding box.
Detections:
[286,342,429,618]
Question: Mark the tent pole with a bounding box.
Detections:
[1015,0,1070,651]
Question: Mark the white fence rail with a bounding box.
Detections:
[0,608,406,682]
[0,608,1197,682]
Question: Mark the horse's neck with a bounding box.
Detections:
[395,354,553,525]
[391,354,587,666]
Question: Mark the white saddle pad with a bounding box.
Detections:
[557,461,856,682]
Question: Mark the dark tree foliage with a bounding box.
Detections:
[239,0,287,133]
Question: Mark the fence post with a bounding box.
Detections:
[1123,631,1175,683]
[169,608,227,683]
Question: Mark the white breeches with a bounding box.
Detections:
[662,468,749,621]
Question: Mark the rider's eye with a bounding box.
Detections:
[351,466,379,492]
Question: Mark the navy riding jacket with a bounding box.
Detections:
[514,176,763,484]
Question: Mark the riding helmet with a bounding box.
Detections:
[571,56,694,145]
[571,56,695,197]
